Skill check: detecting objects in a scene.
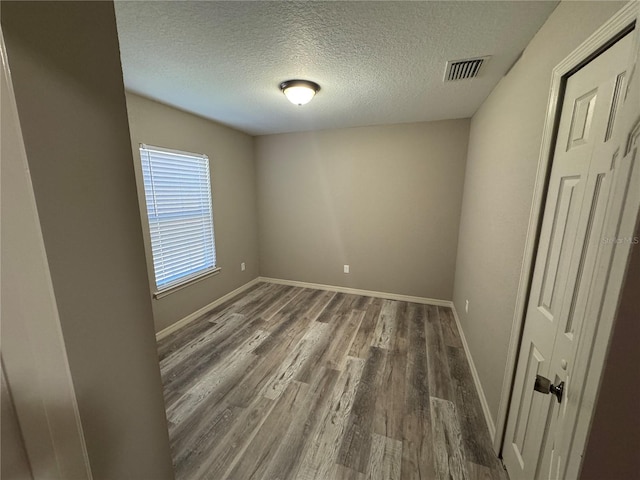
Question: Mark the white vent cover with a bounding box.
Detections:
[444,56,491,81]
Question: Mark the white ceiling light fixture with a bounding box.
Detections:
[280,79,320,106]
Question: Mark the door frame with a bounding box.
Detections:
[495,0,639,456]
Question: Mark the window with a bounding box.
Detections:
[139,144,218,294]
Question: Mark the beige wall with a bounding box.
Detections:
[125,93,260,333]
[452,0,626,422]
[256,120,469,299]
[1,2,174,478]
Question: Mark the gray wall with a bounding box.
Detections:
[1,3,174,479]
[452,1,626,422]
[256,120,469,300]
[125,93,260,333]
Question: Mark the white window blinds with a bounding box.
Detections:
[139,144,217,291]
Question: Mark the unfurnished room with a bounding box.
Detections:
[1,1,639,480]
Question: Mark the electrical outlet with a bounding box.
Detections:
[241,262,246,271]
[343,265,350,274]
[465,299,469,313]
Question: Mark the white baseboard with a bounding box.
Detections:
[258,276,452,307]
[449,303,497,441]
[155,277,261,341]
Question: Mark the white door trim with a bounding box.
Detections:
[495,1,639,454]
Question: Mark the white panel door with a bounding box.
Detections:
[502,32,634,480]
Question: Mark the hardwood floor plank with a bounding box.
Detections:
[295,303,364,383]
[402,304,437,480]
[337,346,385,473]
[373,301,409,440]
[393,301,409,355]
[257,285,305,321]
[156,281,269,360]
[161,315,267,396]
[166,329,269,425]
[166,327,270,444]
[431,397,469,480]
[373,349,406,440]
[162,387,183,411]
[191,396,275,479]
[168,358,267,473]
[253,288,324,353]
[226,380,310,480]
[226,292,337,408]
[229,283,290,319]
[204,281,281,325]
[160,309,264,376]
[466,461,509,480]
[297,357,366,480]
[366,433,402,480]
[342,293,370,316]
[164,391,195,434]
[261,367,340,480]
[447,346,499,469]
[224,348,281,408]
[438,306,464,349]
[172,403,239,479]
[167,356,265,454]
[263,287,323,323]
[338,292,366,312]
[335,464,366,480]
[160,311,248,373]
[425,305,454,401]
[314,292,349,323]
[401,412,437,480]
[301,289,339,321]
[321,309,366,372]
[181,283,288,340]
[262,321,330,399]
[353,294,373,310]
[373,300,398,350]
[313,292,363,325]
[349,298,383,358]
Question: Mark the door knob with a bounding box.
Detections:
[534,375,564,403]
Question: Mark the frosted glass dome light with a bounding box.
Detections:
[280,80,320,106]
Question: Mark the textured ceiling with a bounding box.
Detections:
[114,1,558,135]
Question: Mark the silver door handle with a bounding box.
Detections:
[534,375,564,403]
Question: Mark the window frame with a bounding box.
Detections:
[138,143,220,298]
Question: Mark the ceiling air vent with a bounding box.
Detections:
[444,56,491,81]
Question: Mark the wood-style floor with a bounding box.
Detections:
[158,282,508,480]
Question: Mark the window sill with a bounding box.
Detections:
[153,267,221,299]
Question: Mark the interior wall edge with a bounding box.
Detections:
[1,2,175,477]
